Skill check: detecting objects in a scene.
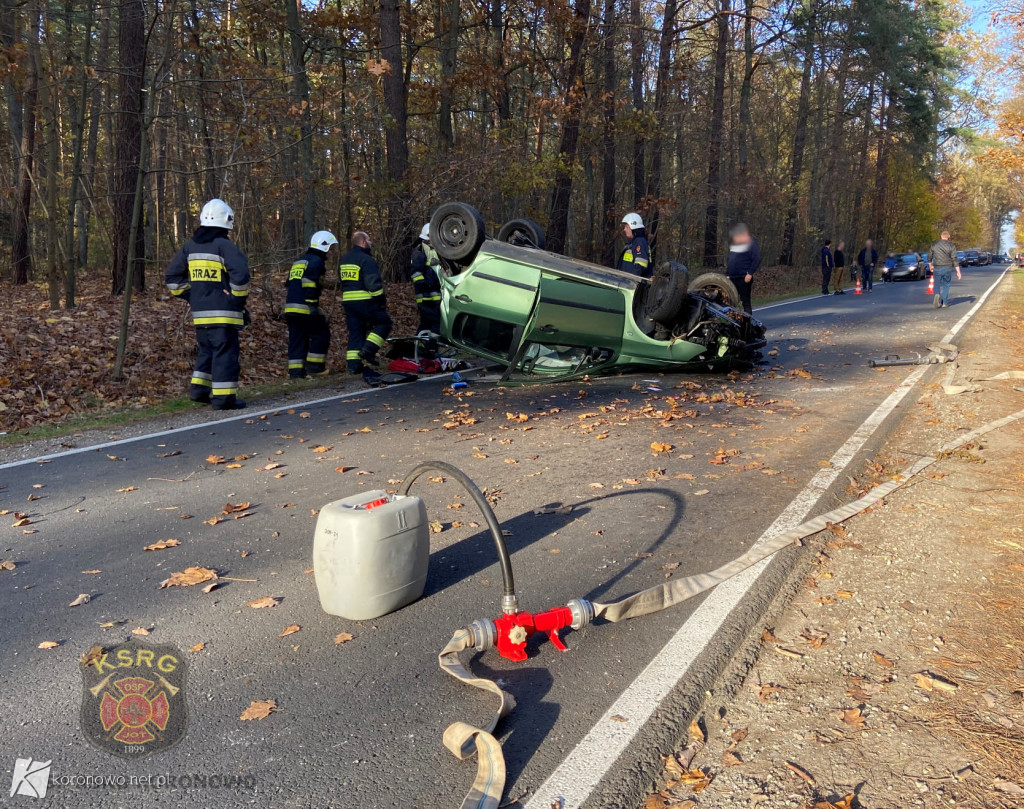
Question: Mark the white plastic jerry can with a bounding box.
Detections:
[312,490,429,620]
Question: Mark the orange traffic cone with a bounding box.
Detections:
[926,274,934,295]
[854,275,862,295]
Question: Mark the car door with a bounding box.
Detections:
[502,274,625,382]
[441,252,542,361]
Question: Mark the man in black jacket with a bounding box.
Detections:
[284,230,337,378]
[338,231,392,385]
[820,240,834,296]
[857,239,878,293]
[832,241,846,294]
[726,223,759,314]
[164,198,250,410]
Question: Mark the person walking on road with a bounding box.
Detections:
[164,198,250,411]
[820,240,834,296]
[832,241,847,294]
[338,231,392,385]
[928,230,961,309]
[284,230,338,378]
[857,239,878,293]
[617,213,652,277]
[726,222,760,315]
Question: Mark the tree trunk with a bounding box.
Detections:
[64,0,93,308]
[437,0,459,148]
[779,28,814,267]
[736,0,754,196]
[630,0,644,205]
[12,0,40,285]
[870,84,891,242]
[42,16,60,310]
[78,8,108,270]
[380,0,411,278]
[547,0,591,255]
[285,0,315,239]
[111,0,146,295]
[491,0,509,123]
[1,0,24,184]
[646,0,677,248]
[600,0,617,266]
[850,81,875,246]
[701,0,729,268]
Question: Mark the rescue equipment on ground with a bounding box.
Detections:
[869,342,957,368]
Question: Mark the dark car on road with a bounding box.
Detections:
[957,251,966,266]
[978,251,991,265]
[427,202,767,383]
[887,252,927,281]
[962,249,981,266]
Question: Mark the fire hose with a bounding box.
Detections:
[410,406,1024,809]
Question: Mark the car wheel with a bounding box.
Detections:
[645,262,690,325]
[689,272,741,309]
[430,202,486,263]
[497,218,546,250]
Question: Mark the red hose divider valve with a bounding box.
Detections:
[493,606,575,661]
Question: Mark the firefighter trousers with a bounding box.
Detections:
[286,313,330,377]
[417,300,442,335]
[190,325,240,409]
[343,301,392,375]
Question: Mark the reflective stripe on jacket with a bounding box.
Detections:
[618,235,651,277]
[164,235,250,327]
[285,250,327,315]
[410,244,442,303]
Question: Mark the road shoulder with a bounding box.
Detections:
[641,270,1024,808]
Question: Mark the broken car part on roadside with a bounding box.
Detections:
[869,341,958,368]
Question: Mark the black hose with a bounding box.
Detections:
[398,460,516,606]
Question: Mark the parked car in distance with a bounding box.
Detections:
[919,252,932,275]
[887,252,927,281]
[427,202,767,383]
[957,251,966,266]
[962,249,981,266]
[993,253,1009,264]
[978,251,992,265]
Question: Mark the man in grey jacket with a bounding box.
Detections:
[928,231,962,309]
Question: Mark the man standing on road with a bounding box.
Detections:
[857,239,878,293]
[928,230,961,309]
[726,222,760,315]
[832,240,846,294]
[820,239,834,296]
[617,213,652,278]
[164,198,250,411]
[339,231,392,385]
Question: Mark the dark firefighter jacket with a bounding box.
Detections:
[618,233,651,277]
[165,227,250,327]
[338,245,385,305]
[285,250,328,315]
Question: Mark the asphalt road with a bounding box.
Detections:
[0,265,1007,808]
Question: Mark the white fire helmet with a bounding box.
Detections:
[621,212,644,230]
[419,223,431,242]
[200,198,234,230]
[310,230,339,252]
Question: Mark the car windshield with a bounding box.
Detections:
[900,254,917,262]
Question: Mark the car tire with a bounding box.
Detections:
[689,272,741,309]
[645,262,690,325]
[497,218,546,250]
[430,202,486,263]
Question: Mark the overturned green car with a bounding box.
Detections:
[427,202,767,383]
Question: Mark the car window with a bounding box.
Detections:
[504,342,615,383]
[900,254,918,262]
[453,313,520,358]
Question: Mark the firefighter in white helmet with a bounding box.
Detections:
[164,199,250,410]
[618,212,651,278]
[284,230,339,377]
[409,223,442,334]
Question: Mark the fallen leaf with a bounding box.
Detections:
[650,442,673,454]
[69,593,91,607]
[335,466,356,474]
[721,750,742,767]
[239,699,278,721]
[429,520,444,534]
[38,640,60,649]
[206,455,226,465]
[222,501,251,514]
[12,517,31,527]
[912,671,958,692]
[204,516,224,526]
[688,718,705,743]
[785,761,815,785]
[225,463,242,469]
[836,589,855,599]
[841,707,866,728]
[202,581,220,594]
[131,627,150,636]
[0,560,16,571]
[334,632,355,645]
[872,651,894,668]
[81,569,102,575]
[160,566,218,588]
[758,683,783,701]
[825,521,847,537]
[731,727,748,742]
[247,596,280,609]
[506,412,529,422]
[116,486,137,493]
[993,779,1024,796]
[257,463,283,471]
[158,450,182,458]
[80,645,104,665]
[189,643,205,653]
[279,625,301,637]
[144,538,180,551]
[813,796,854,809]
[312,445,332,453]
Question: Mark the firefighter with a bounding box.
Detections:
[338,231,392,385]
[410,223,442,335]
[284,230,338,378]
[164,198,250,410]
[617,212,651,277]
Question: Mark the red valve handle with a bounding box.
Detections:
[493,607,574,661]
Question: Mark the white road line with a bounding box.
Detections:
[754,292,823,311]
[0,375,448,472]
[524,266,1009,809]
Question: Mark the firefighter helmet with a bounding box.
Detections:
[310,230,338,252]
[200,199,234,230]
[621,212,644,230]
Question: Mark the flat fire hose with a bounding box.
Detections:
[439,407,1024,809]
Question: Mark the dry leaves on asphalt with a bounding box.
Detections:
[813,796,854,809]
[912,671,958,692]
[69,593,91,607]
[116,486,137,493]
[1,560,17,571]
[144,538,180,551]
[189,643,205,653]
[160,566,218,588]
[872,651,894,668]
[80,645,104,666]
[38,640,60,649]
[239,699,278,721]
[247,596,280,609]
[131,627,150,636]
[222,502,251,514]
[650,442,673,454]
[206,455,226,465]
[840,707,866,728]
[279,625,300,637]
[334,632,355,645]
